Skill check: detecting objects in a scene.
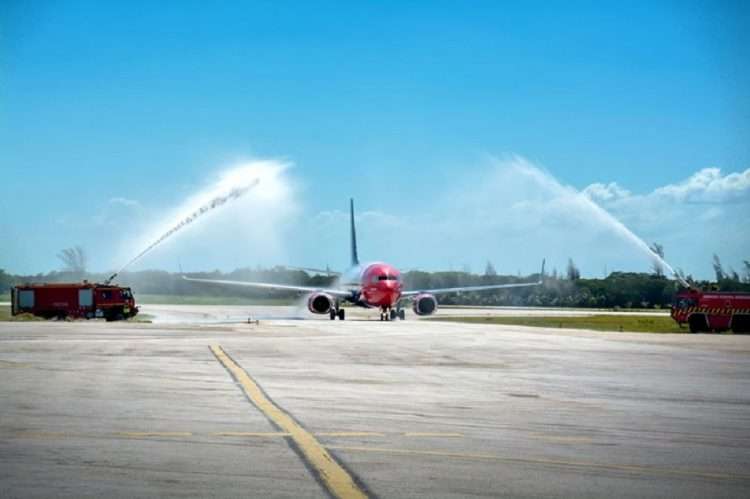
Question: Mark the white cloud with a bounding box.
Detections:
[583,182,631,202]
[652,167,750,203]
[577,164,750,278]
[584,167,750,205]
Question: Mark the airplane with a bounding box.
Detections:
[183,199,544,321]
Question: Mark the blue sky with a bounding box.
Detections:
[1,1,748,278]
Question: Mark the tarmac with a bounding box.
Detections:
[1,305,749,498]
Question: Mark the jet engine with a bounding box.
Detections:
[307,292,334,314]
[412,293,438,316]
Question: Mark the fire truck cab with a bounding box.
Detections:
[671,288,750,334]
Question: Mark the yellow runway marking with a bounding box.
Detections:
[210,345,368,499]
[529,433,595,444]
[0,360,31,368]
[328,445,750,482]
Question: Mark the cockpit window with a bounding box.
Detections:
[370,273,400,284]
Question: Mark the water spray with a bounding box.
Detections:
[105,177,261,284]
[508,158,691,289]
[571,190,691,288]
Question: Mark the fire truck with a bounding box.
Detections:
[671,288,750,334]
[10,282,139,321]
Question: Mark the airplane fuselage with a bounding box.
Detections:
[339,262,403,309]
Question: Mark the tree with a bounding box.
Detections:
[649,243,664,277]
[743,260,750,283]
[0,268,15,293]
[57,246,87,275]
[484,261,497,277]
[712,254,724,282]
[566,258,580,280]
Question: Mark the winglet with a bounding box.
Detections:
[350,198,359,266]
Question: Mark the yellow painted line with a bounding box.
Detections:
[212,431,290,437]
[327,445,750,482]
[116,432,193,438]
[210,345,368,499]
[403,432,464,438]
[0,360,31,369]
[529,433,595,444]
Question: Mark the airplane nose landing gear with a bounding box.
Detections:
[380,306,405,321]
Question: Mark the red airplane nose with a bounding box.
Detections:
[363,280,402,308]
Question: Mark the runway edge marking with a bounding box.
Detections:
[209,345,369,499]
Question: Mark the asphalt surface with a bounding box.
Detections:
[1,307,749,498]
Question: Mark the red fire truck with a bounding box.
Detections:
[10,282,139,321]
[671,288,750,333]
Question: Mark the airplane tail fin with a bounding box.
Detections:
[539,258,546,284]
[350,198,359,266]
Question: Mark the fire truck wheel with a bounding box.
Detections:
[688,314,708,334]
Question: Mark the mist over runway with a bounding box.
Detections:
[2,311,749,498]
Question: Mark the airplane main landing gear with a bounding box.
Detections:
[330,305,346,320]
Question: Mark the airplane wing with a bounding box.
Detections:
[401,259,545,297]
[283,266,341,277]
[182,276,352,297]
[401,280,541,297]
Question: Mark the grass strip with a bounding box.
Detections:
[429,315,685,333]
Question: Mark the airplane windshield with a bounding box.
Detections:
[377,275,399,281]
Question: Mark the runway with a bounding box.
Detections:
[139,303,669,324]
[1,308,749,498]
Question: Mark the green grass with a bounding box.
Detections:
[430,315,685,333]
[440,304,668,313]
[0,293,9,302]
[134,294,295,306]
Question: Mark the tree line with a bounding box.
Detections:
[2,254,748,309]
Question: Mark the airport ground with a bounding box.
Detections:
[1,305,749,498]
